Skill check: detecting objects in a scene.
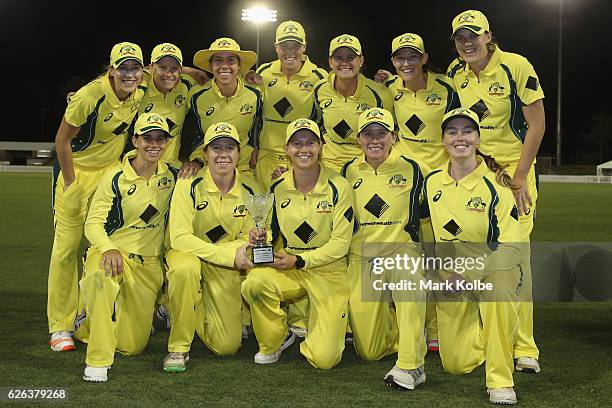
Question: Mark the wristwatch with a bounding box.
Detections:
[294,255,305,269]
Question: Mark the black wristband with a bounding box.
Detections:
[294,255,305,269]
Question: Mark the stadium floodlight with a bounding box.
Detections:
[241,6,278,68]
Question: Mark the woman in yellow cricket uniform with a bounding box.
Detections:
[447,10,545,373]
[379,33,460,352]
[188,38,263,175]
[163,122,259,372]
[242,118,354,369]
[314,34,393,173]
[48,42,146,352]
[139,43,195,171]
[74,113,177,382]
[255,20,328,190]
[341,108,427,390]
[421,107,524,405]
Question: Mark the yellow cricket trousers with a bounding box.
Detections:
[48,163,116,333]
[347,256,427,370]
[75,248,162,367]
[165,250,243,355]
[436,268,521,389]
[507,164,539,360]
[242,266,349,370]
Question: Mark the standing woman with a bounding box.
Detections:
[447,10,545,373]
[76,113,177,382]
[189,38,263,175]
[255,20,328,190]
[48,42,145,352]
[421,107,524,404]
[162,122,259,373]
[382,33,460,352]
[242,118,354,369]
[341,108,427,389]
[314,35,393,173]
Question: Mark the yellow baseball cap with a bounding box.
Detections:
[441,108,480,133]
[193,38,257,74]
[285,118,321,143]
[391,33,425,55]
[451,10,490,37]
[204,122,241,147]
[275,20,307,45]
[135,113,170,136]
[110,42,143,68]
[151,43,183,65]
[358,108,394,133]
[329,34,362,57]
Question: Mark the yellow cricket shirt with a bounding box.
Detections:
[84,150,178,256]
[139,71,195,165]
[65,75,145,169]
[169,167,261,267]
[447,48,545,166]
[256,57,327,161]
[341,153,424,255]
[188,77,263,172]
[269,166,354,272]
[385,72,459,173]
[314,73,393,172]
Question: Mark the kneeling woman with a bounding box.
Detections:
[242,118,354,369]
[421,108,524,405]
[341,108,427,390]
[76,113,177,382]
[163,122,259,373]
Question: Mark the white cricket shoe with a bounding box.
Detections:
[83,366,110,382]
[49,331,75,352]
[254,331,296,364]
[515,357,541,373]
[384,365,426,390]
[488,387,517,405]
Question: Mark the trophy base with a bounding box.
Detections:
[252,245,274,264]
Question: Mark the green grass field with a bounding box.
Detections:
[0,173,611,407]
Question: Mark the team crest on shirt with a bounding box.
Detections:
[240,103,255,115]
[174,95,185,107]
[233,204,248,218]
[157,177,173,191]
[425,93,442,106]
[466,196,486,212]
[355,103,370,115]
[488,82,505,96]
[316,200,332,214]
[299,80,314,91]
[388,174,408,189]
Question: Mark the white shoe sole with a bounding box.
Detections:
[384,373,426,390]
[254,332,296,364]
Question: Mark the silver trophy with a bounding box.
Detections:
[244,193,275,264]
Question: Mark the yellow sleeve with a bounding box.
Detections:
[512,55,545,105]
[300,178,353,269]
[84,169,121,254]
[169,178,237,267]
[64,82,98,127]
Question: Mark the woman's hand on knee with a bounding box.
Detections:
[100,249,124,277]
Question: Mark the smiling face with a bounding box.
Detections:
[110,60,143,96]
[329,47,363,80]
[453,28,492,65]
[392,48,427,83]
[132,130,167,164]
[442,117,480,159]
[275,41,305,71]
[152,56,181,93]
[210,52,240,87]
[358,123,395,164]
[285,130,322,171]
[205,137,239,177]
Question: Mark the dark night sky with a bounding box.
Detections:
[2,0,611,163]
